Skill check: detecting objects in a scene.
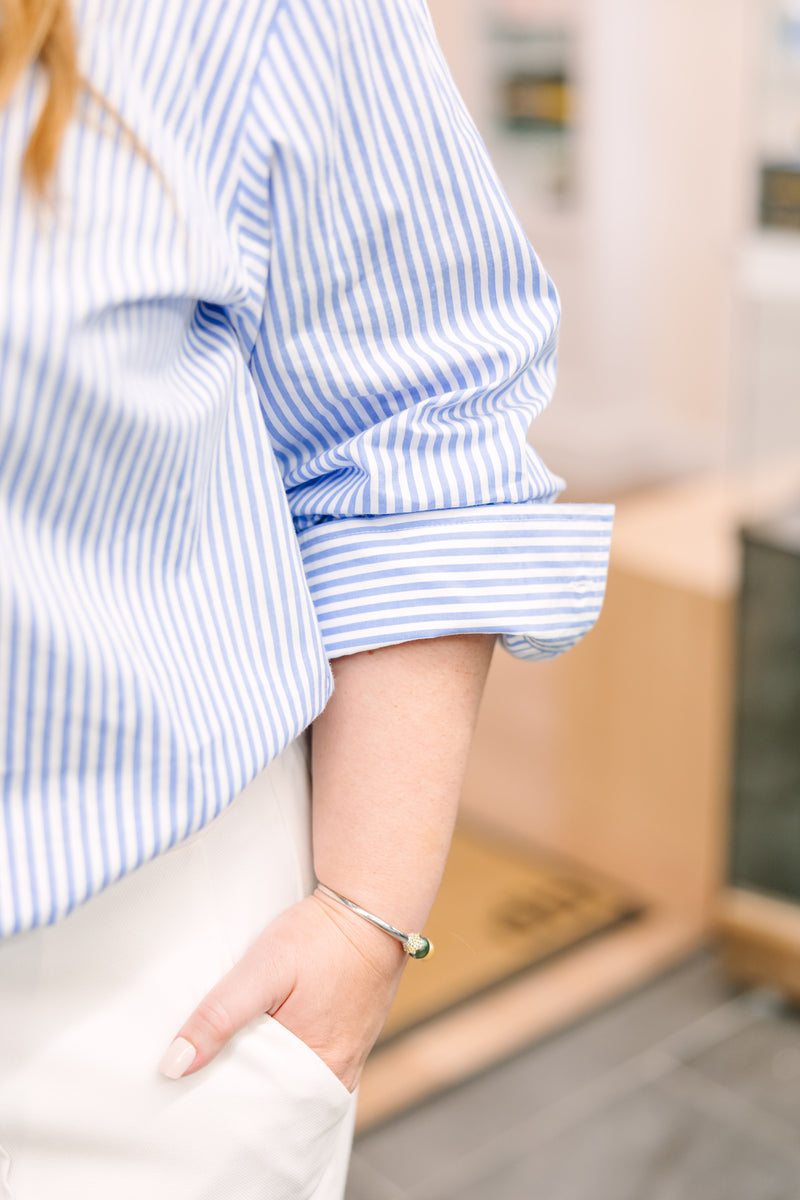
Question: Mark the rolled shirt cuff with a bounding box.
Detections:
[297,502,614,663]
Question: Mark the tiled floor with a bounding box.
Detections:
[346,948,800,1200]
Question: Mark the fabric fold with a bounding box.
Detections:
[297,502,614,661]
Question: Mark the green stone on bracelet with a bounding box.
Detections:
[406,933,433,959]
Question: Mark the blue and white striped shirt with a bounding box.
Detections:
[0,0,613,937]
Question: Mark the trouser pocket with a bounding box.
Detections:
[188,1014,356,1200]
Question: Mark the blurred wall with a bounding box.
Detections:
[428,0,756,495]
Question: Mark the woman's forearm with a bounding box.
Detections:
[311,634,496,942]
[161,634,494,1084]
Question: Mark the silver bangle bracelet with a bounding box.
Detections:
[316,883,434,960]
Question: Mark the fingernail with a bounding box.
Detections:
[158,1037,196,1079]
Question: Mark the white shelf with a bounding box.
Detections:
[739,230,800,300]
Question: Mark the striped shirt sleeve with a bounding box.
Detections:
[247,0,612,662]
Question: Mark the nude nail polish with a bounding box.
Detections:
[158,1037,196,1079]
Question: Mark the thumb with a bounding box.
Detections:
[158,932,295,1080]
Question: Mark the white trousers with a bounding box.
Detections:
[0,738,357,1200]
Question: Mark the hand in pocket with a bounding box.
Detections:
[158,890,407,1091]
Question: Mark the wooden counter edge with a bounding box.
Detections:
[715,886,800,1000]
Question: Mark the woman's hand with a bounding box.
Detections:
[158,890,406,1090]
